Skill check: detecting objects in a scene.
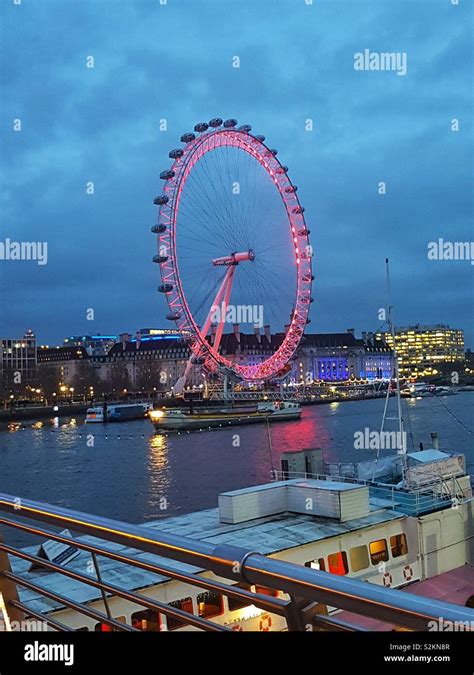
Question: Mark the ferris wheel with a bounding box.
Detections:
[152,118,313,393]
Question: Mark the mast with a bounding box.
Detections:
[378,258,406,465]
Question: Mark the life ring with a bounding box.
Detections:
[259,614,273,631]
[382,572,393,587]
[403,565,413,581]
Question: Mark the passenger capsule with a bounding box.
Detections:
[209,118,223,127]
[303,273,315,283]
[166,311,181,321]
[292,206,305,214]
[152,254,169,264]
[276,165,288,174]
[194,122,209,133]
[254,134,265,142]
[223,118,238,128]
[180,132,196,143]
[237,124,252,133]
[151,224,167,234]
[158,284,173,293]
[153,195,169,205]
[285,185,298,193]
[169,148,184,159]
[160,169,175,180]
[298,227,309,236]
[270,148,278,156]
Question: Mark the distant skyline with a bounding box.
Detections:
[1,0,473,347]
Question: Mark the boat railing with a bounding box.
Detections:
[271,469,468,516]
[0,492,473,632]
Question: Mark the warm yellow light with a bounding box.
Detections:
[150,410,164,420]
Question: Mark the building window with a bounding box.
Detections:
[197,591,223,619]
[305,558,326,571]
[349,545,370,572]
[166,597,193,631]
[228,583,253,612]
[131,608,161,631]
[327,551,349,575]
[369,539,389,565]
[390,534,408,558]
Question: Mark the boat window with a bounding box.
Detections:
[465,596,474,608]
[327,551,349,575]
[255,585,279,597]
[197,591,223,619]
[349,545,370,572]
[75,627,89,631]
[369,539,389,564]
[228,583,253,611]
[131,608,161,631]
[166,597,194,631]
[390,534,408,558]
[305,558,326,571]
[94,616,126,632]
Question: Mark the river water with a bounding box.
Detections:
[0,395,472,540]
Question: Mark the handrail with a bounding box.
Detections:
[0,492,473,632]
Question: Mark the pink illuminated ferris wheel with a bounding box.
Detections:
[152,118,313,392]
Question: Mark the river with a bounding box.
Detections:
[0,394,472,542]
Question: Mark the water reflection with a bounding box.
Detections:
[0,396,471,536]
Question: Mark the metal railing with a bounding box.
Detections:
[273,468,470,516]
[0,492,472,632]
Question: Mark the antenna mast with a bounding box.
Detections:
[379,258,406,464]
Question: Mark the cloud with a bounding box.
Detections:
[0,0,472,346]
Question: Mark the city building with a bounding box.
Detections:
[63,334,118,356]
[294,329,393,383]
[376,324,465,378]
[0,329,37,395]
[33,326,395,395]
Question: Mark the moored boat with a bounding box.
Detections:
[149,401,301,431]
[85,402,153,423]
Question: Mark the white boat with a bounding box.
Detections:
[85,402,153,423]
[149,401,301,431]
[11,446,473,632]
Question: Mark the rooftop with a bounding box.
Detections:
[12,498,404,615]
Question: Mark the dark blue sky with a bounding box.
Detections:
[1,0,473,346]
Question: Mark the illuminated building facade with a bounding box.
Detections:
[376,324,465,378]
[0,329,37,393]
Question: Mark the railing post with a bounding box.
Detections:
[0,529,25,627]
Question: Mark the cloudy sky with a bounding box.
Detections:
[1,0,472,347]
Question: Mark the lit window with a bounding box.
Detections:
[369,539,389,565]
[327,551,349,575]
[131,608,161,631]
[349,545,370,572]
[305,558,326,571]
[255,585,279,597]
[197,591,223,619]
[94,616,126,632]
[390,534,408,558]
[166,597,193,631]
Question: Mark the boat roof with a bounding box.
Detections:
[407,449,451,463]
[11,500,405,616]
[336,565,474,630]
